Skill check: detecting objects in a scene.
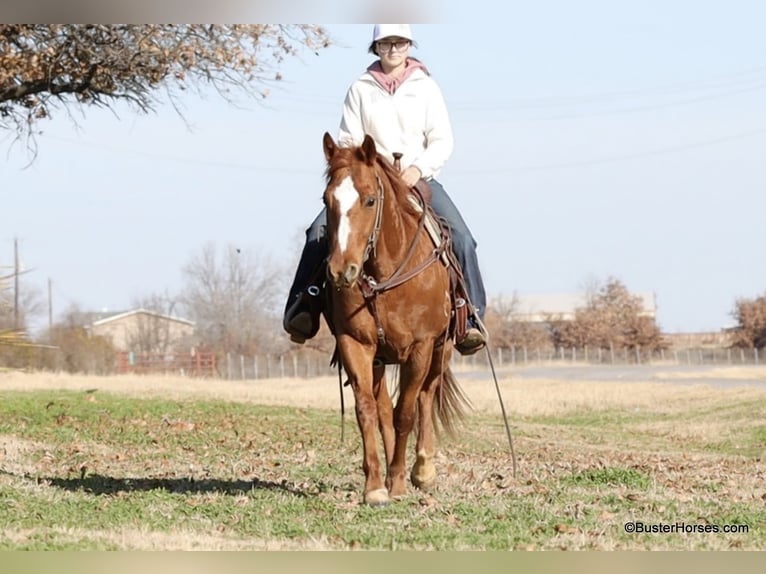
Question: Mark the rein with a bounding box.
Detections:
[359,173,447,297]
[357,171,448,343]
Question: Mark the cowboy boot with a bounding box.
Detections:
[451,296,486,356]
[456,317,486,356]
[283,286,323,344]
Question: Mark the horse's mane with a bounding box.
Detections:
[374,156,425,217]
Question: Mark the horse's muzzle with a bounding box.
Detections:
[330,263,360,288]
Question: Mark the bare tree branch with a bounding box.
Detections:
[180,242,287,356]
[0,24,333,150]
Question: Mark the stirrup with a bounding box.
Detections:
[286,311,314,344]
[456,327,486,356]
[283,286,322,343]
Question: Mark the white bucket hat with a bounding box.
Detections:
[372,24,413,42]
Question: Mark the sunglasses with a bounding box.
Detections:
[376,39,411,52]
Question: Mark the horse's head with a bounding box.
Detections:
[322,132,382,289]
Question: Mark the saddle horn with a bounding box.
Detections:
[392,152,403,171]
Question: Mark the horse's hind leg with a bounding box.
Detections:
[388,348,431,499]
[373,361,395,468]
[411,362,441,490]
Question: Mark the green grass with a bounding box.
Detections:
[1,388,765,549]
[561,467,651,489]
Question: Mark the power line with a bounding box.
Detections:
[453,126,766,174]
[39,125,766,177]
[40,134,321,175]
[451,82,766,124]
[450,64,766,112]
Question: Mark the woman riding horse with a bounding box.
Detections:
[284,24,487,355]
[321,131,472,505]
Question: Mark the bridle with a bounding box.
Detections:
[360,174,385,265]
[355,166,450,342]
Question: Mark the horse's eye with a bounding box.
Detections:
[364,196,376,207]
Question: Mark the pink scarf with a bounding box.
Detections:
[367,57,430,94]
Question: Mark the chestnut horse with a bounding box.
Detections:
[321,132,471,506]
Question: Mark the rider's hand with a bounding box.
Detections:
[400,166,422,188]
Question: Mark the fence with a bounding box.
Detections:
[114,345,765,380]
[455,345,763,370]
[115,350,217,376]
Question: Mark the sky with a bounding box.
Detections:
[3,3,766,335]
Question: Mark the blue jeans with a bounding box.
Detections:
[284,179,486,320]
[427,179,486,319]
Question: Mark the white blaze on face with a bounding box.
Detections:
[333,176,359,253]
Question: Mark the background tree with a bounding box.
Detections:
[551,277,666,352]
[127,291,189,355]
[730,293,766,349]
[1,267,44,345]
[46,305,116,374]
[0,270,22,350]
[484,294,551,350]
[1,24,332,149]
[180,242,285,357]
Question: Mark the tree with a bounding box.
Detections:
[730,293,766,349]
[180,242,285,356]
[484,294,552,350]
[1,24,332,149]
[127,291,189,355]
[46,305,117,374]
[0,266,43,343]
[551,277,666,352]
[0,270,21,347]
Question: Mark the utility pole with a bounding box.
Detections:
[13,237,20,330]
[48,277,53,335]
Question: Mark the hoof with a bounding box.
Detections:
[364,488,390,506]
[388,483,408,500]
[411,463,437,490]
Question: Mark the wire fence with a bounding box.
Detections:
[118,346,764,380]
[452,345,763,371]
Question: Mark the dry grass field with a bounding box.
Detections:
[1,365,765,550]
[4,365,766,412]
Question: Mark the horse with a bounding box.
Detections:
[321,132,471,506]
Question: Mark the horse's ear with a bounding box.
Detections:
[361,135,377,166]
[323,132,336,161]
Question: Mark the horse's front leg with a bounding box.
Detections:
[339,335,389,506]
[388,345,432,499]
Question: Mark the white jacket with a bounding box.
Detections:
[337,68,454,180]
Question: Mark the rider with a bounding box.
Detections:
[283,24,487,355]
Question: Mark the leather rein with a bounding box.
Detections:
[357,167,450,342]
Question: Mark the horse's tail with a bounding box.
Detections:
[433,366,472,438]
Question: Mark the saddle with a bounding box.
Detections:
[406,179,473,346]
[317,154,474,351]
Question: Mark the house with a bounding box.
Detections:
[495,292,658,323]
[84,308,195,352]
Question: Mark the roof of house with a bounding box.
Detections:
[497,292,657,321]
[87,308,195,327]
